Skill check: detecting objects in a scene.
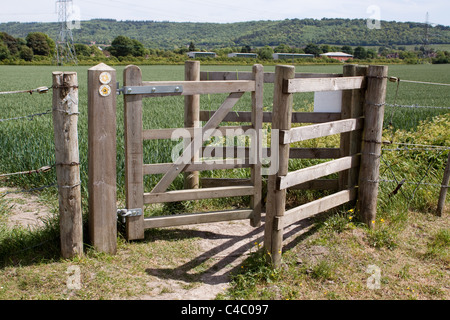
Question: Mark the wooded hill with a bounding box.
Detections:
[1,18,449,50]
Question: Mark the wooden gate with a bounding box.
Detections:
[88,62,387,257]
[264,64,388,267]
[122,63,264,240]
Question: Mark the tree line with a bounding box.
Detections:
[1,32,449,65]
[2,18,450,50]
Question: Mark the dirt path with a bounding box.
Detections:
[2,187,313,300]
[1,187,54,229]
[139,217,314,300]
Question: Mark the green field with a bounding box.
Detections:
[0,63,448,196]
[0,63,449,300]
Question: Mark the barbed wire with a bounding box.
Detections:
[385,103,450,110]
[383,147,449,152]
[0,109,52,122]
[385,142,450,150]
[0,183,58,197]
[0,165,53,179]
[378,179,447,188]
[388,77,450,87]
[0,162,56,198]
[0,86,51,95]
[379,147,447,201]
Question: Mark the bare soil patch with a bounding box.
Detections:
[2,188,315,299]
[138,217,314,300]
[1,187,54,229]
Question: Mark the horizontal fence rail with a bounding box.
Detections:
[200,71,343,83]
[144,209,254,229]
[275,188,357,230]
[278,154,360,190]
[281,118,364,144]
[144,186,255,204]
[285,76,366,93]
[199,111,341,124]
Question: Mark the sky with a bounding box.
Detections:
[0,0,448,26]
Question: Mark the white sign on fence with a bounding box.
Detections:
[314,90,342,113]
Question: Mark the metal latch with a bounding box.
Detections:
[117,84,183,95]
[117,208,143,223]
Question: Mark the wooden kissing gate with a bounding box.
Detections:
[87,62,388,267]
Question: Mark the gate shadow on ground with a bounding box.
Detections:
[144,215,320,286]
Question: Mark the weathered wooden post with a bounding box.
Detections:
[264,65,295,267]
[358,65,388,228]
[123,65,145,240]
[88,63,117,254]
[184,60,200,190]
[52,71,83,258]
[250,64,264,227]
[436,152,450,216]
[339,64,356,190]
[340,64,368,190]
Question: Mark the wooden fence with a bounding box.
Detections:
[88,62,264,252]
[263,65,388,267]
[86,62,388,267]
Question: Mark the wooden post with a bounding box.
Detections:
[340,64,368,190]
[88,63,117,254]
[264,65,295,267]
[123,65,145,240]
[184,61,200,190]
[436,152,450,216]
[52,71,83,258]
[250,64,264,227]
[358,65,388,228]
[339,64,356,190]
[349,65,368,188]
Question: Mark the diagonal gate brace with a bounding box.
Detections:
[150,92,244,194]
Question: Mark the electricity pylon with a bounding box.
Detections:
[55,0,78,65]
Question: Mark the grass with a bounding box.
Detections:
[221,208,449,300]
[0,63,449,300]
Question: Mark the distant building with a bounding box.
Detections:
[273,53,314,60]
[320,52,353,62]
[187,51,217,59]
[228,53,258,58]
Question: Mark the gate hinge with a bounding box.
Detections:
[117,208,143,223]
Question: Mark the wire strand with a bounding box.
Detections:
[0,110,52,122]
[0,86,51,95]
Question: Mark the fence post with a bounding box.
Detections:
[52,71,83,258]
[264,65,295,267]
[340,64,369,191]
[339,64,356,190]
[123,65,145,240]
[349,65,368,188]
[88,63,117,254]
[358,65,388,228]
[250,64,264,227]
[184,60,200,190]
[436,152,450,216]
